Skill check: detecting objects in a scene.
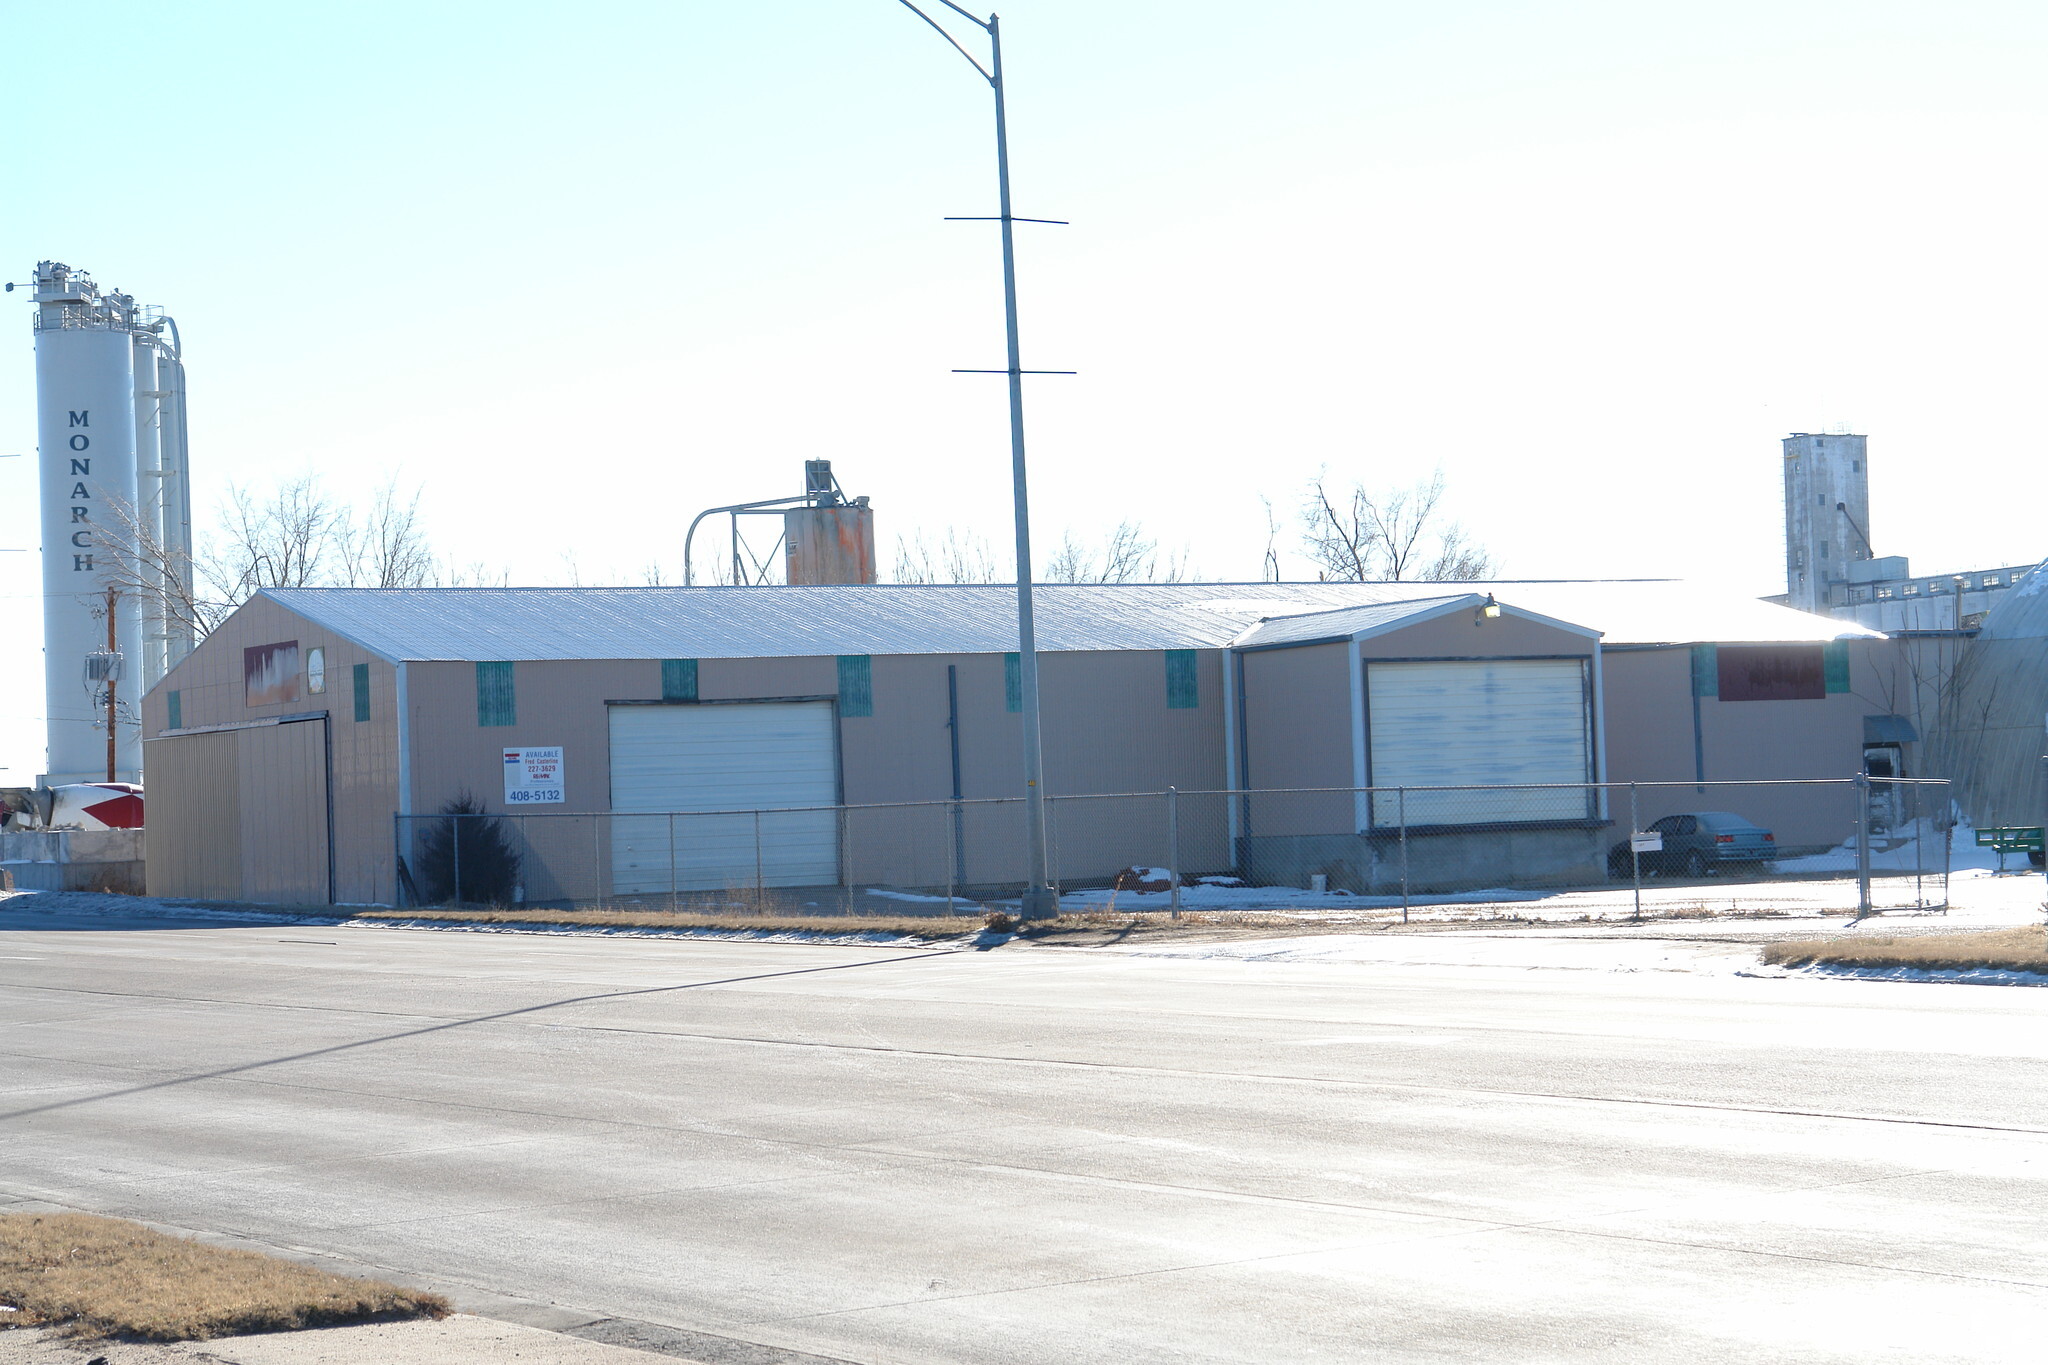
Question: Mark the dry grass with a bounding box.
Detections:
[0,1213,449,1342]
[352,906,991,937]
[346,904,1334,941]
[1763,925,2048,973]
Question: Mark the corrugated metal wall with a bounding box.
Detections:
[144,718,330,903]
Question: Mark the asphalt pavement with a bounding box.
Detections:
[3,896,2045,1363]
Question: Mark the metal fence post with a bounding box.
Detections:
[451,816,462,906]
[392,814,404,908]
[592,815,602,909]
[946,800,958,914]
[1167,787,1182,921]
[1943,779,1955,915]
[838,805,852,915]
[668,812,678,913]
[1398,787,1409,924]
[1854,773,1872,918]
[1629,783,1642,921]
[754,809,765,899]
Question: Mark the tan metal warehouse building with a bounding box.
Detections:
[138,581,1888,906]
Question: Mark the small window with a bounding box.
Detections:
[352,663,370,723]
[1165,650,1199,709]
[1823,641,1851,693]
[1982,575,2001,589]
[1852,459,1861,472]
[1875,587,1894,600]
[166,689,182,731]
[476,661,516,727]
[837,655,873,718]
[1929,580,1950,594]
[661,658,698,702]
[1902,583,1919,596]
[1818,494,1827,506]
[1819,541,1830,560]
[1004,653,1022,713]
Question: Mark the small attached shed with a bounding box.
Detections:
[1228,594,1607,891]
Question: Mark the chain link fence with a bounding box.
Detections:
[394,777,1955,920]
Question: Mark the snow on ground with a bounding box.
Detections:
[1767,961,2048,988]
[1771,817,2027,875]
[1054,864,2044,928]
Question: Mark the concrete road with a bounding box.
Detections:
[4,900,2046,1364]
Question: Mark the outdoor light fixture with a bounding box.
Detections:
[1476,593,1502,624]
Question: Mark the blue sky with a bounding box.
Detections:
[6,1,2048,777]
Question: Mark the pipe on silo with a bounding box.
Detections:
[132,329,166,689]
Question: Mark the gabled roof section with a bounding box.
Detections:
[1231,594,1605,649]
[1229,595,1483,649]
[258,580,1879,664]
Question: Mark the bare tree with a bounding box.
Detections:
[339,481,437,588]
[98,474,481,641]
[443,560,512,588]
[1300,468,1495,582]
[210,477,346,595]
[1042,521,1188,584]
[893,528,1004,584]
[1259,496,1283,583]
[92,493,226,641]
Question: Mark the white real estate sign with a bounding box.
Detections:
[503,746,566,805]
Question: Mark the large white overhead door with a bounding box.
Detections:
[1366,659,1592,827]
[609,702,839,894]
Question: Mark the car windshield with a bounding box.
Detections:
[1694,812,1756,830]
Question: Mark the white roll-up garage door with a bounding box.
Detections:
[1366,658,1592,826]
[609,702,839,894]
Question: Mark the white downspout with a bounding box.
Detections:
[1222,647,1242,844]
[1349,636,1369,832]
[395,660,413,815]
[1590,639,1609,822]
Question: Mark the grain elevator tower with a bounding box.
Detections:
[1782,433,1872,613]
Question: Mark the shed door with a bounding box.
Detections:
[1367,659,1592,826]
[143,717,331,904]
[608,702,839,894]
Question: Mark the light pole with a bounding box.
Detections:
[897,2,1062,919]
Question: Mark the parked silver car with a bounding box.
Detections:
[1607,811,1775,879]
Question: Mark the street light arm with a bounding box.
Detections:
[893,0,993,82]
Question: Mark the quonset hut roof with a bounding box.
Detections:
[260,580,1878,665]
[1930,557,2048,825]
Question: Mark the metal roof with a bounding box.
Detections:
[1228,596,1481,649]
[262,580,1880,664]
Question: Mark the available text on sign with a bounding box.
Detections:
[503,747,565,804]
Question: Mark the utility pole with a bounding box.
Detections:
[897,0,1068,919]
[104,588,118,783]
